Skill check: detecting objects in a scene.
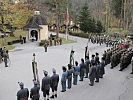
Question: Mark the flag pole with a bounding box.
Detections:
[65,0,69,40]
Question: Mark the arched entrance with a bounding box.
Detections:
[30,30,38,41]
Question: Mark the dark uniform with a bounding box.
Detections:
[89,63,96,86]
[67,64,73,89]
[44,42,48,52]
[30,81,40,100]
[95,61,100,82]
[85,57,90,78]
[41,71,51,100]
[99,58,105,78]
[79,59,86,81]
[50,68,59,98]
[17,82,29,100]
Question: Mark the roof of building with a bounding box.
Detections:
[23,15,48,29]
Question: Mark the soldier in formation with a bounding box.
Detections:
[17,82,29,100]
[41,71,51,100]
[50,68,59,99]
[30,81,40,100]
[73,61,80,85]
[61,66,68,92]
[79,58,86,81]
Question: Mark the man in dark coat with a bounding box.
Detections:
[99,57,105,78]
[85,56,90,78]
[30,81,40,100]
[90,54,95,67]
[89,63,96,86]
[79,58,86,81]
[17,82,29,100]
[95,61,100,82]
[67,64,73,89]
[95,53,99,65]
[41,71,51,100]
[50,68,59,98]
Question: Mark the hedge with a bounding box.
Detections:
[7,39,21,45]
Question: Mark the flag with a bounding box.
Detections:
[66,7,69,26]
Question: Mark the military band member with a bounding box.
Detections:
[30,81,40,100]
[50,68,59,98]
[41,71,51,100]
[17,82,29,100]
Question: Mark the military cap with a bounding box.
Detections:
[34,81,38,85]
[92,54,95,57]
[96,52,99,55]
[43,70,48,75]
[18,82,24,86]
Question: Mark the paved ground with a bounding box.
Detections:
[0,34,133,100]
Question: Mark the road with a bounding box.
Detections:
[0,34,133,100]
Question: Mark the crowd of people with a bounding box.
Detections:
[17,50,107,100]
[16,37,133,100]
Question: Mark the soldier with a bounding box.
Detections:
[95,61,100,82]
[79,58,86,81]
[61,66,68,92]
[89,63,96,86]
[130,56,133,74]
[119,54,124,71]
[99,57,105,78]
[30,81,40,100]
[67,64,73,89]
[90,54,95,67]
[50,68,59,99]
[73,61,80,85]
[41,71,51,100]
[110,53,115,69]
[3,50,9,67]
[85,56,90,78]
[17,82,29,100]
[95,53,99,65]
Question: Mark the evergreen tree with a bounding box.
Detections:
[78,4,92,33]
[96,20,104,33]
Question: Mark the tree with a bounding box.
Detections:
[78,4,93,33]
[96,20,104,33]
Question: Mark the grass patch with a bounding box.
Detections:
[0,30,27,50]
